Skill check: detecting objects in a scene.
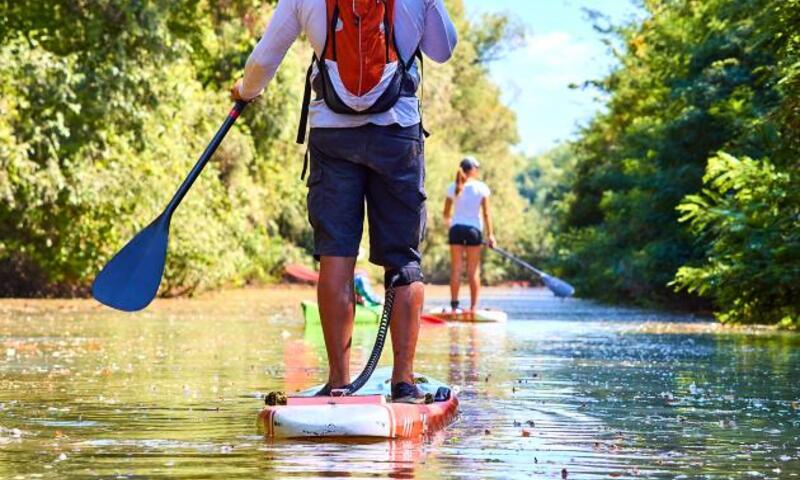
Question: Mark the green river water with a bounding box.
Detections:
[1,288,798,479]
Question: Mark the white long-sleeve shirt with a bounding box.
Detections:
[241,0,457,129]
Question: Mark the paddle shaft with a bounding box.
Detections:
[488,245,548,278]
[165,101,248,217]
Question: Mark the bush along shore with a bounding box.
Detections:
[0,1,526,296]
[524,0,798,328]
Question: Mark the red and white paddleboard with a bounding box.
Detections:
[257,368,458,439]
[425,307,508,323]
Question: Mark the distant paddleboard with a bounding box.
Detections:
[425,307,508,323]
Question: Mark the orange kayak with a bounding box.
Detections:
[283,264,320,284]
[256,368,458,439]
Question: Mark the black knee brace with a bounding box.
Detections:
[384,265,424,289]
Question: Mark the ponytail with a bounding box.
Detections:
[455,168,468,196]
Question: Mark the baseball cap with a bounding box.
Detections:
[460,156,481,171]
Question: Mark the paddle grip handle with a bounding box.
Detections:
[165,100,248,217]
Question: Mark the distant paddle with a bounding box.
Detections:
[92,101,249,312]
[487,245,575,298]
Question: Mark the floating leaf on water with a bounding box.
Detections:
[265,391,287,406]
[521,429,531,437]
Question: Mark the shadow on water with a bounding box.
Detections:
[1,288,799,478]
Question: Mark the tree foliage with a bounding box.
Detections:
[673,154,799,328]
[512,145,578,275]
[555,0,799,325]
[0,0,526,296]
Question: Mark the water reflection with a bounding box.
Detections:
[1,288,799,479]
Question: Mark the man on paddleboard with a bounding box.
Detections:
[231,0,457,403]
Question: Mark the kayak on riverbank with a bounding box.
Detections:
[283,264,320,284]
[256,367,458,439]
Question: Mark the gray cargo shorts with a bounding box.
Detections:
[306,123,426,274]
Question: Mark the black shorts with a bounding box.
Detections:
[307,124,426,272]
[449,224,483,246]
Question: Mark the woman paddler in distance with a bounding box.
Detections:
[443,157,496,313]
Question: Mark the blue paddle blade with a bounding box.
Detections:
[92,216,170,312]
[541,274,576,298]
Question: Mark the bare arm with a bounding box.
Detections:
[481,196,496,247]
[443,197,453,226]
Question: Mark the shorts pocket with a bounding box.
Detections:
[306,163,323,188]
[306,164,325,230]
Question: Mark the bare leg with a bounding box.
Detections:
[389,280,425,386]
[449,245,464,309]
[466,246,482,311]
[318,256,357,388]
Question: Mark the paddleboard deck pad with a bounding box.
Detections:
[257,367,458,439]
[426,307,508,323]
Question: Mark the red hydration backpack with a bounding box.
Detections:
[296,0,421,145]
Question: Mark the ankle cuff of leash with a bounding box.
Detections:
[384,265,424,289]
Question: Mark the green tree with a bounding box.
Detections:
[673,153,799,327]
[671,0,800,327]
[0,0,528,296]
[558,0,787,308]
